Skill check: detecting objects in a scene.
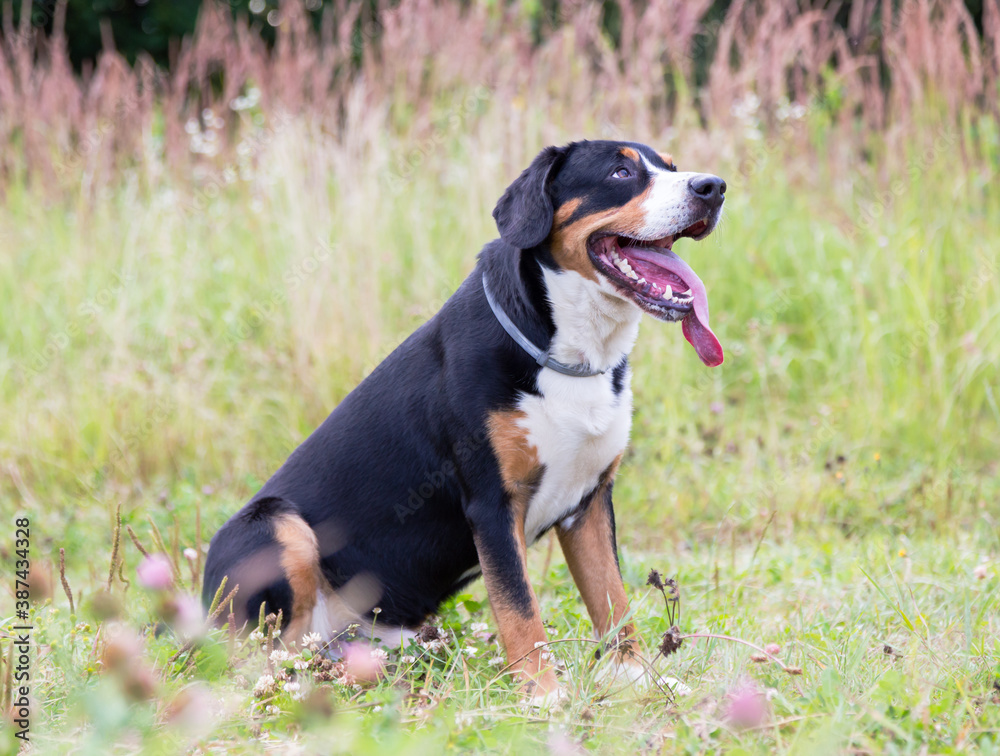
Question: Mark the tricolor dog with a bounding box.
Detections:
[203,140,726,702]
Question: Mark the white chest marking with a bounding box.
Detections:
[517,364,633,544]
[508,267,641,544]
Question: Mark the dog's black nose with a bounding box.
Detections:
[688,174,726,208]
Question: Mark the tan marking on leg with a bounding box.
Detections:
[556,455,632,638]
[487,410,542,509]
[557,460,644,680]
[481,412,560,696]
[474,520,559,698]
[619,146,639,161]
[273,513,321,646]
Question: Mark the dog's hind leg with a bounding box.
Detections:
[271,512,323,646]
[203,498,386,651]
[203,498,330,646]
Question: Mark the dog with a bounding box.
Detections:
[203,140,725,703]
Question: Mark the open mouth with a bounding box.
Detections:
[588,219,724,366]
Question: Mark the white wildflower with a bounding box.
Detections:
[253,674,276,696]
[270,649,289,663]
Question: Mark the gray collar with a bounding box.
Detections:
[482,273,606,378]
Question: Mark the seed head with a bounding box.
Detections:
[417,624,443,643]
[646,569,664,590]
[659,625,683,656]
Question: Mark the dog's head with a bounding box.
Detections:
[493,141,725,366]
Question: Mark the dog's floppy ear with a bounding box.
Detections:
[493,146,566,250]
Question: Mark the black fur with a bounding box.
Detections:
[492,146,566,250]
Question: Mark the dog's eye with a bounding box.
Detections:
[611,167,632,179]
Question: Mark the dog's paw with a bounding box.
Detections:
[595,654,650,688]
[596,656,692,696]
[656,675,692,695]
[525,684,568,711]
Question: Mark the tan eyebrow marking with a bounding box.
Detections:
[619,147,640,161]
[657,152,676,169]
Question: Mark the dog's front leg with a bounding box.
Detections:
[469,498,561,703]
[556,480,646,683]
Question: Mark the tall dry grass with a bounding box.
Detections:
[1,0,998,197]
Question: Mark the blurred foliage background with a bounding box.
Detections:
[10,0,994,72]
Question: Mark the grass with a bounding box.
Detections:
[1,84,999,753]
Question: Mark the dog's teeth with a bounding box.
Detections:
[617,258,639,279]
[637,277,646,284]
[663,286,672,300]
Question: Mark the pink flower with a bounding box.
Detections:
[163,594,203,637]
[137,554,173,590]
[341,643,385,683]
[764,643,781,655]
[725,684,769,730]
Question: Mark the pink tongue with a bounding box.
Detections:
[622,246,724,367]
[682,316,724,367]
